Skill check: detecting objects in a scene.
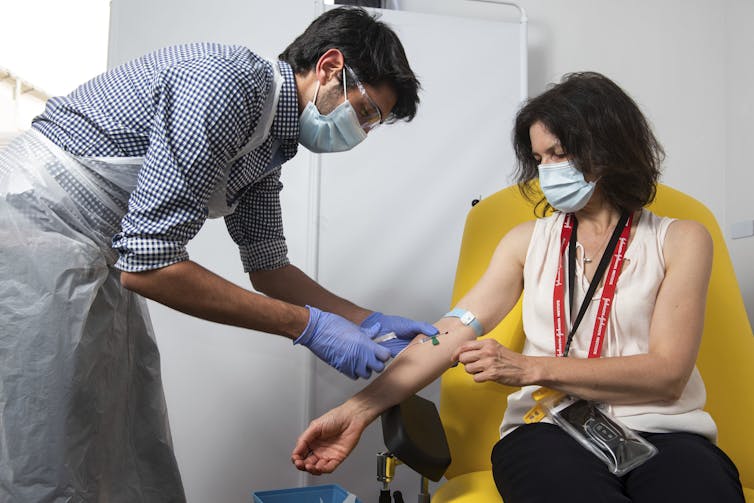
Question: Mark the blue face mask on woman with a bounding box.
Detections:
[298,68,367,153]
[538,159,597,213]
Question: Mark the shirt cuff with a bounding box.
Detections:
[239,239,289,272]
[112,235,190,272]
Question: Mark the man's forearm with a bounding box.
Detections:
[250,264,372,324]
[121,260,308,339]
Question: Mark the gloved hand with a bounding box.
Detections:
[294,306,391,379]
[360,312,439,357]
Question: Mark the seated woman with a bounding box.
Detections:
[291,72,745,502]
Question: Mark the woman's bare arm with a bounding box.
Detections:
[291,221,534,474]
[455,219,713,404]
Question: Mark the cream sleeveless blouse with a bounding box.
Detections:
[499,209,717,442]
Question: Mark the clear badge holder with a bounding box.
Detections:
[525,388,658,476]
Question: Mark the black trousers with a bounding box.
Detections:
[491,423,745,503]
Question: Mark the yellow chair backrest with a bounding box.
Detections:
[439,183,754,492]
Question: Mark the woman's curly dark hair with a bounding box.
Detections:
[513,72,665,216]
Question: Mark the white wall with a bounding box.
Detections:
[724,0,754,324]
[0,0,109,97]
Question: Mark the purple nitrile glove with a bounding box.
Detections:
[294,306,391,379]
[360,312,439,357]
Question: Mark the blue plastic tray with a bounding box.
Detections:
[252,484,361,503]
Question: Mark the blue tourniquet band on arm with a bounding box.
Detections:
[31,43,300,273]
[443,308,484,337]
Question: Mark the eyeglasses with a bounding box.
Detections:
[344,65,384,132]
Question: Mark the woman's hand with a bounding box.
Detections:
[452,339,534,387]
[291,402,372,475]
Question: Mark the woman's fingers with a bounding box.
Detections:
[451,339,484,361]
[456,340,524,385]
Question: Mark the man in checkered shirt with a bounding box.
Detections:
[0,7,438,502]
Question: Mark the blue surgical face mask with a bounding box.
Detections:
[298,68,367,153]
[538,159,597,213]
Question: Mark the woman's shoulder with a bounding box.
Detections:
[639,209,710,243]
[649,212,713,268]
[496,213,564,261]
[640,209,710,249]
[503,220,537,246]
[665,218,712,249]
[495,220,537,265]
[510,216,535,233]
[505,212,564,249]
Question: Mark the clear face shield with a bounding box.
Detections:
[344,65,385,132]
[299,63,390,153]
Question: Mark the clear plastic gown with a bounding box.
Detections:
[0,130,185,502]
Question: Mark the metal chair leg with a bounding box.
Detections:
[417,476,431,503]
[378,452,403,503]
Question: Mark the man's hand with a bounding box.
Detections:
[295,306,391,379]
[291,403,371,475]
[361,311,438,357]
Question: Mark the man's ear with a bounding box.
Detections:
[314,48,345,85]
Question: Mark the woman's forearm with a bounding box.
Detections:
[342,224,530,422]
[531,352,693,404]
[349,320,478,423]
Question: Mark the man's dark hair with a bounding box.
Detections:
[279,6,420,122]
[512,72,665,216]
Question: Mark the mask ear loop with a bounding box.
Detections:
[311,67,347,108]
[312,80,321,106]
[341,67,348,104]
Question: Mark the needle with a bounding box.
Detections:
[419,331,449,345]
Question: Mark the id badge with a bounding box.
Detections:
[539,394,658,476]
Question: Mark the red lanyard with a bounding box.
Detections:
[552,212,634,358]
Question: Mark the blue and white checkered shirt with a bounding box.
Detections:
[32,43,300,272]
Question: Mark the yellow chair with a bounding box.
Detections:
[432,183,754,502]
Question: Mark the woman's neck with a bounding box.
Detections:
[573,194,621,235]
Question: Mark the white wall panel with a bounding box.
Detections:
[724,0,754,325]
